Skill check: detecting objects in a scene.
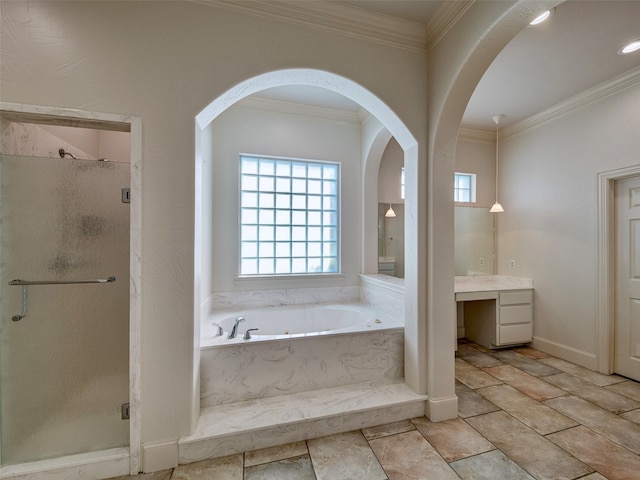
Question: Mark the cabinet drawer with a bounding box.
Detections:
[499,323,532,345]
[499,290,532,306]
[499,304,532,325]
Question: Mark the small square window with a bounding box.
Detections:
[454,172,477,203]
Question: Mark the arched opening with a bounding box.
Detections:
[192,69,423,439]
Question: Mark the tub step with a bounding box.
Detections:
[178,380,427,464]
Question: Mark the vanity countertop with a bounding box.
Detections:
[455,275,533,293]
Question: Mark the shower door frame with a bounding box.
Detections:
[0,102,142,477]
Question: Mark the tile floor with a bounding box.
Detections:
[109,341,640,479]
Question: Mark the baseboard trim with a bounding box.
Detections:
[531,336,597,370]
[425,394,458,422]
[142,440,178,473]
[0,448,129,480]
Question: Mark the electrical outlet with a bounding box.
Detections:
[509,259,516,269]
[479,258,485,266]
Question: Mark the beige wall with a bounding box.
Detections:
[0,0,428,457]
[455,137,496,208]
[498,81,640,366]
[208,103,363,294]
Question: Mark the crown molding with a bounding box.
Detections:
[196,0,427,52]
[502,65,640,140]
[457,127,494,144]
[426,1,475,52]
[233,95,364,126]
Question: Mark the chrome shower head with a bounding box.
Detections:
[58,148,77,159]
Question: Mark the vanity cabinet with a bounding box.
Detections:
[458,288,533,349]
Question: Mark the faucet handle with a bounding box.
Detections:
[243,328,259,340]
[212,322,223,336]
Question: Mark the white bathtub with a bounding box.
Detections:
[202,303,401,346]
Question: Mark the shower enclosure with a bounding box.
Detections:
[0,153,130,465]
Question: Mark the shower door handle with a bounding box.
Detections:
[7,276,116,321]
[8,276,116,286]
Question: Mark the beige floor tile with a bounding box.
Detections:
[545,373,640,413]
[170,454,242,480]
[512,346,551,359]
[540,357,626,386]
[308,431,386,480]
[477,384,577,435]
[605,379,640,401]
[450,449,534,480]
[544,395,640,454]
[491,350,560,377]
[244,441,308,467]
[548,426,640,480]
[456,344,504,368]
[244,455,315,480]
[362,420,415,440]
[482,364,566,401]
[411,416,494,462]
[466,411,593,480]
[455,358,503,389]
[621,408,640,424]
[368,430,459,480]
[456,380,500,418]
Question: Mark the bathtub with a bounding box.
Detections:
[202,302,401,346]
[200,302,404,407]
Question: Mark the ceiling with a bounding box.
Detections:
[255,0,640,131]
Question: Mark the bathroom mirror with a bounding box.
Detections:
[377,202,404,278]
[454,206,494,275]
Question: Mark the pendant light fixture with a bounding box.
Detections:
[490,114,505,213]
[385,204,396,217]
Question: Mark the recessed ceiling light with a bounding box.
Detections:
[529,9,553,26]
[618,40,640,55]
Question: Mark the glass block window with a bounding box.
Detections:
[454,172,477,203]
[239,155,340,276]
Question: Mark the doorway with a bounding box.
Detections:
[597,166,640,378]
[614,174,640,381]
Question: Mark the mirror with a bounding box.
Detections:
[454,206,494,275]
[378,203,404,278]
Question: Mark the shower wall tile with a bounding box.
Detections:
[200,329,404,407]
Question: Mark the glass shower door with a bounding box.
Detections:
[0,154,130,465]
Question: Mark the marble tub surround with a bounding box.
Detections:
[360,274,405,322]
[200,328,403,407]
[454,274,533,293]
[207,285,360,311]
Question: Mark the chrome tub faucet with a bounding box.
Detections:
[228,316,245,339]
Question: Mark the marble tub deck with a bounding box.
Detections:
[109,341,640,480]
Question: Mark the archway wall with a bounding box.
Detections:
[0,0,427,466]
[425,0,563,416]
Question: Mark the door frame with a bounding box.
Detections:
[597,164,640,374]
[0,103,142,475]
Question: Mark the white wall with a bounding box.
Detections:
[498,81,640,367]
[207,102,362,294]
